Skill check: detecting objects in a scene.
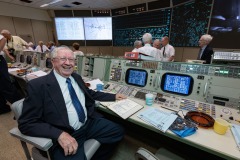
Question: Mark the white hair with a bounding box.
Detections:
[51,46,74,58]
[142,33,152,44]
[201,34,213,44]
[133,40,142,47]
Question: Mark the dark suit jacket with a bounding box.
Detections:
[201,45,213,64]
[18,71,116,140]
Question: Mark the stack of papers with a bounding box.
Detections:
[101,99,143,119]
[231,124,240,150]
[138,108,178,133]
[86,79,104,90]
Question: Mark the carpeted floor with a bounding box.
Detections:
[0,111,157,160]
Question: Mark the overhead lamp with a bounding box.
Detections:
[40,0,62,8]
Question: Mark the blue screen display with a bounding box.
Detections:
[127,70,147,87]
[163,74,191,95]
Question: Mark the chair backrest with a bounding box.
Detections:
[11,98,25,120]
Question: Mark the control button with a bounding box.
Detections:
[198,87,200,89]
[197,91,199,94]
[220,114,223,117]
[229,116,234,120]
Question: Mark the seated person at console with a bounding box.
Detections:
[197,34,213,64]
[35,41,49,53]
[72,42,84,56]
[18,46,126,160]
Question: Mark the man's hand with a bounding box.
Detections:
[58,132,78,156]
[115,94,126,100]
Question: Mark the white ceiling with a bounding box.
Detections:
[0,0,157,10]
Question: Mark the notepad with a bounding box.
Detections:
[101,99,143,119]
[231,124,240,150]
[138,108,178,133]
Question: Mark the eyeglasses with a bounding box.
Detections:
[54,57,75,63]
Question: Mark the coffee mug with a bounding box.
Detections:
[213,118,229,135]
[145,93,154,106]
[96,84,103,91]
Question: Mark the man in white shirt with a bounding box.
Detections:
[137,33,158,60]
[1,29,29,60]
[132,40,142,52]
[153,39,162,61]
[35,41,49,53]
[160,36,175,62]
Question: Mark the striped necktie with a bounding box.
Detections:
[66,78,85,123]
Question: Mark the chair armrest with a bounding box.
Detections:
[9,127,53,151]
[135,147,160,160]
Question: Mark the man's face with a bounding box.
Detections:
[52,49,75,78]
[198,36,207,47]
[1,33,10,39]
[161,38,168,46]
[153,41,161,49]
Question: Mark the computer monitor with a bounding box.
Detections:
[161,73,194,96]
[20,55,25,63]
[26,55,32,64]
[125,68,148,87]
[46,58,52,69]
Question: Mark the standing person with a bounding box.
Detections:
[18,46,126,160]
[48,41,56,52]
[0,34,21,114]
[153,39,162,61]
[132,40,142,52]
[35,41,49,53]
[1,29,28,58]
[72,42,84,56]
[160,36,175,62]
[197,34,214,64]
[137,33,158,60]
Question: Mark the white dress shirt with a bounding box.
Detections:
[54,70,87,130]
[137,44,158,60]
[161,44,175,62]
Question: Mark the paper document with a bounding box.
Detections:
[8,68,20,72]
[102,99,143,119]
[86,79,104,90]
[138,108,177,133]
[27,70,47,77]
[231,124,240,150]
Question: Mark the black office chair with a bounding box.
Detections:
[9,99,101,160]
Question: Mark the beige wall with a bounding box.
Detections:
[0,15,54,45]
[0,2,51,21]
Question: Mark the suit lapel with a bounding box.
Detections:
[46,71,69,126]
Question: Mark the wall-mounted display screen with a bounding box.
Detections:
[84,17,112,40]
[55,18,85,40]
[161,73,193,96]
[125,68,147,87]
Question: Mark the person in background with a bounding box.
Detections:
[132,40,142,52]
[1,29,28,59]
[153,39,162,61]
[197,34,213,64]
[35,41,49,53]
[48,41,56,52]
[72,42,84,56]
[160,36,175,62]
[137,33,158,60]
[0,34,21,114]
[26,42,34,51]
[18,46,126,159]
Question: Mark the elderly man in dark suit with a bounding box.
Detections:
[18,46,126,160]
[197,34,214,64]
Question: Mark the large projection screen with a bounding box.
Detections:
[84,17,112,40]
[55,18,85,40]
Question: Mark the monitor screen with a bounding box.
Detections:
[84,17,112,40]
[26,55,32,64]
[20,55,25,63]
[125,68,148,87]
[161,73,193,96]
[55,18,85,40]
[46,58,52,69]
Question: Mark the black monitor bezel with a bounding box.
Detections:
[125,68,148,87]
[161,72,194,96]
